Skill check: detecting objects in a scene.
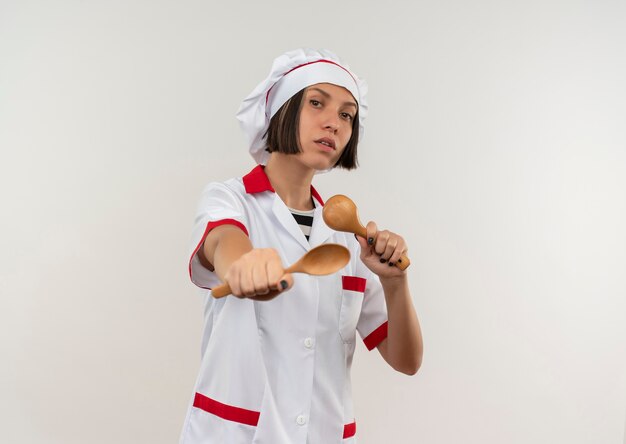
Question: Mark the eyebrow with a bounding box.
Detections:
[309,87,357,109]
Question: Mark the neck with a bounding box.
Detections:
[265,153,316,210]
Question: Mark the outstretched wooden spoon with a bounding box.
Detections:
[211,243,350,298]
[323,194,411,270]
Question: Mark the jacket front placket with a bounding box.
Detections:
[270,193,310,255]
[308,205,335,248]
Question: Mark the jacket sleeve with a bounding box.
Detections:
[188,182,249,290]
[355,253,389,351]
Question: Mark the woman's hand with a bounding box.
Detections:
[355,221,408,280]
[223,248,293,301]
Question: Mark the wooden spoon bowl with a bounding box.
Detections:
[288,243,350,275]
[323,194,411,270]
[322,194,367,238]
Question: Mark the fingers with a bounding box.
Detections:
[248,272,293,301]
[225,248,291,299]
[365,221,378,247]
[354,233,368,249]
[362,221,408,267]
[380,233,397,261]
[389,238,408,265]
[227,262,244,297]
[247,263,270,296]
[278,272,294,292]
[379,233,408,266]
[373,230,391,256]
[266,258,285,290]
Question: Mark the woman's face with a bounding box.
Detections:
[296,83,357,171]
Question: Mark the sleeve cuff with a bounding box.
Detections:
[188,218,249,288]
[362,321,388,351]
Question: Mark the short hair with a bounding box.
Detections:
[264,88,360,170]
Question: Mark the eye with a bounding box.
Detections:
[310,99,322,107]
[340,112,354,121]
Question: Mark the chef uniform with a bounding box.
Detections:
[179,49,388,444]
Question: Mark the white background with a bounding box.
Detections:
[1,1,625,443]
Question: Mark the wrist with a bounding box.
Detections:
[379,274,408,292]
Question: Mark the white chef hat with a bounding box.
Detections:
[236,48,368,167]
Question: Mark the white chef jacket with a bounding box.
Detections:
[179,165,389,444]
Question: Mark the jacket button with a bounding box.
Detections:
[296,415,307,425]
[303,337,314,349]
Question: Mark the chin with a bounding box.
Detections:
[298,152,339,172]
[310,160,336,171]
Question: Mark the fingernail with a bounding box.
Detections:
[380,258,387,263]
[368,237,374,245]
[280,280,288,290]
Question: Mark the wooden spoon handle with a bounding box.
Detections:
[354,225,367,238]
[211,282,234,299]
[396,254,411,271]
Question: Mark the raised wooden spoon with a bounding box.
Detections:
[323,194,411,270]
[211,243,350,298]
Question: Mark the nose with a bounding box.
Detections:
[322,113,340,133]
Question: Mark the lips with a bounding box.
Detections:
[314,137,336,150]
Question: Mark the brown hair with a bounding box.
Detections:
[264,88,360,170]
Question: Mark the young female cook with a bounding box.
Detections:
[180,48,423,444]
